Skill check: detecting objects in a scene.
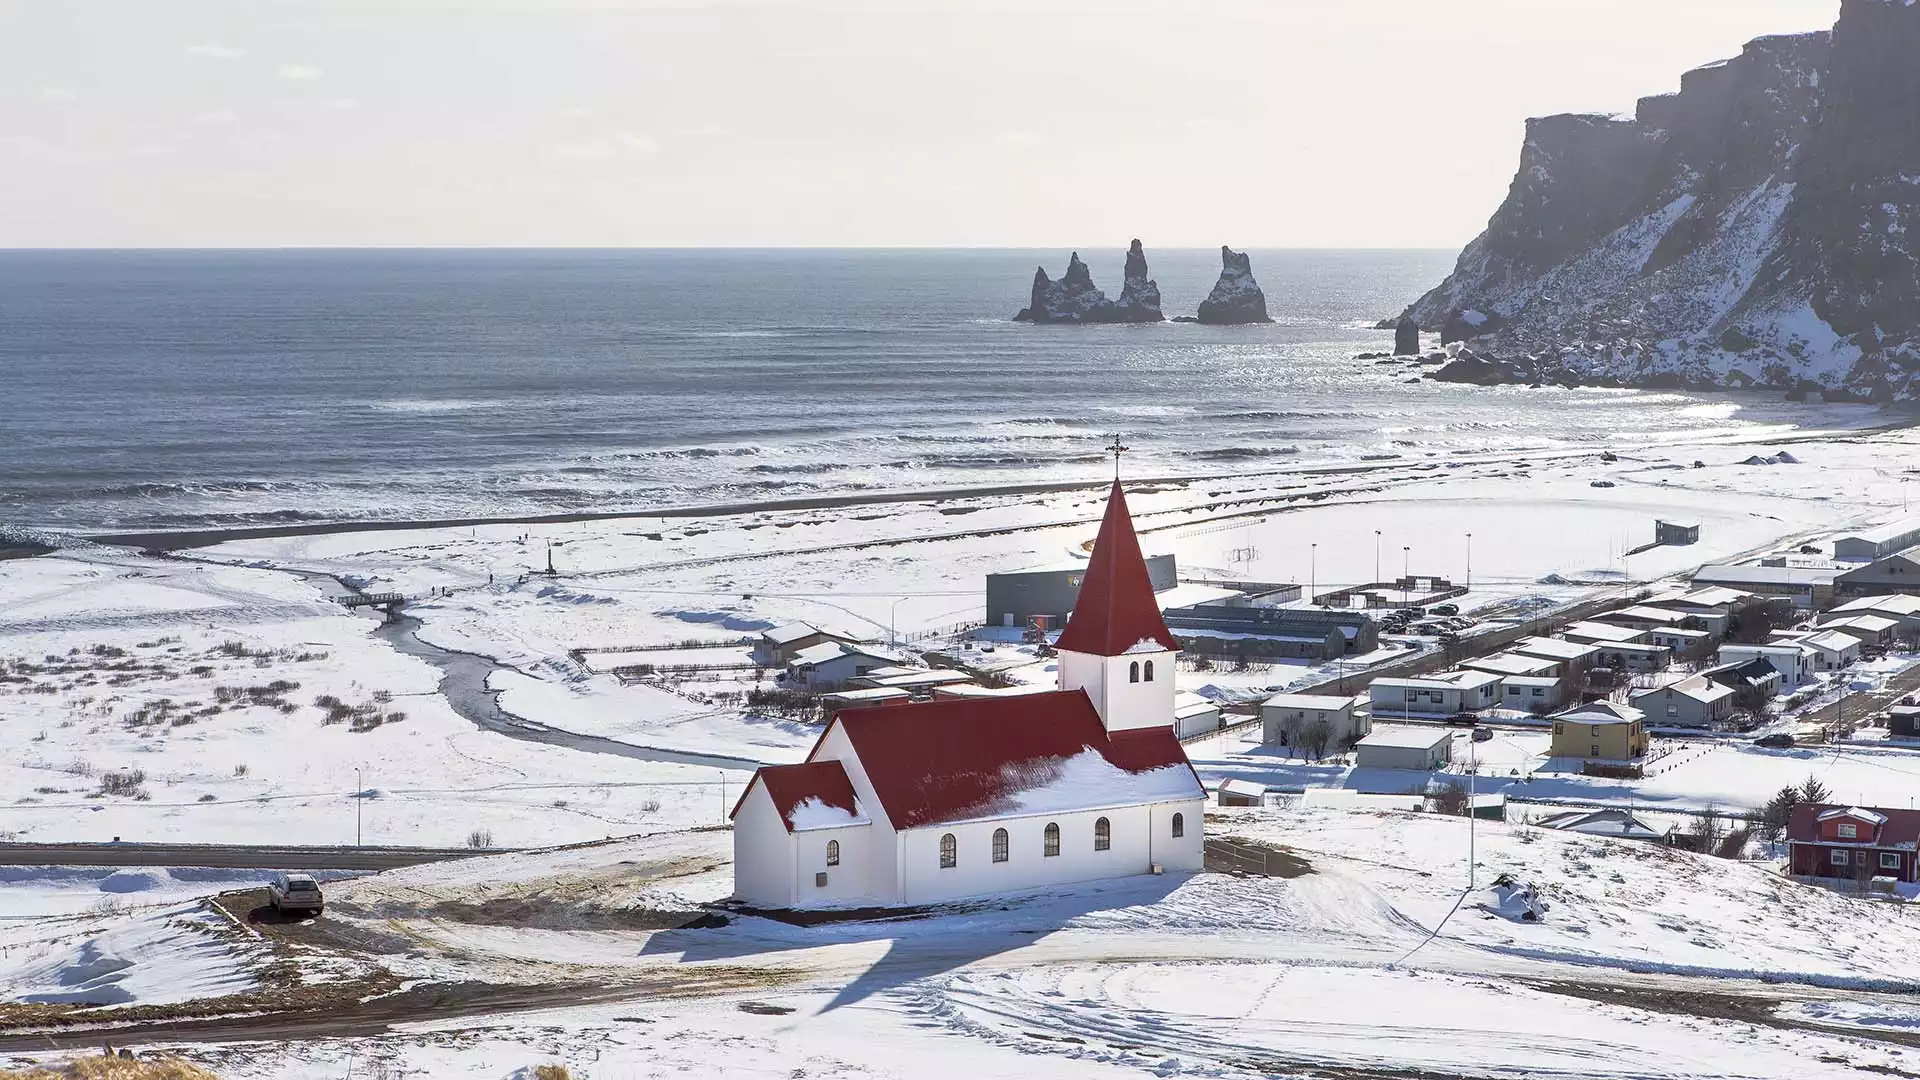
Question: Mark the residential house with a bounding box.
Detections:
[1691,564,1840,609]
[820,687,912,717]
[1787,804,1920,884]
[1699,658,1784,708]
[1510,637,1600,679]
[1887,704,1920,739]
[1173,692,1223,739]
[1597,605,1695,631]
[1776,629,1861,671]
[1354,726,1454,771]
[732,480,1205,910]
[786,642,912,691]
[1549,702,1649,761]
[754,622,852,667]
[1367,669,1504,719]
[1829,593,1920,637]
[1816,614,1899,650]
[1533,808,1673,843]
[1499,675,1566,714]
[1589,640,1672,674]
[1652,586,1755,616]
[1260,692,1370,750]
[1561,621,1651,646]
[854,669,976,692]
[1629,675,1737,728]
[1718,643,1813,686]
[1648,626,1714,660]
[1459,652,1560,680]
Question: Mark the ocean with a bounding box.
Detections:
[0,248,1862,532]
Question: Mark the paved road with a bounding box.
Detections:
[0,843,486,871]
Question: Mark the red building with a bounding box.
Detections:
[1786,803,1920,884]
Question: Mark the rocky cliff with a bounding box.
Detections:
[1402,0,1920,400]
[1192,246,1273,325]
[1014,241,1164,323]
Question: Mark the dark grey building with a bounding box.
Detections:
[1163,602,1378,661]
[986,555,1178,631]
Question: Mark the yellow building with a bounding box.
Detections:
[1550,702,1648,761]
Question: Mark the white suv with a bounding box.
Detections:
[267,872,325,917]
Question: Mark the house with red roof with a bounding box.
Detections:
[729,480,1207,909]
[1786,803,1920,885]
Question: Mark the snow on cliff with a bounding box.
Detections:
[1403,0,1920,399]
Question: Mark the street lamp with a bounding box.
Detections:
[1310,543,1317,603]
[889,597,908,647]
[1403,545,1411,581]
[1374,530,1382,585]
[1466,532,1472,592]
[353,767,362,848]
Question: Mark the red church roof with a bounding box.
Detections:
[736,759,862,832]
[819,690,1201,830]
[1053,481,1182,656]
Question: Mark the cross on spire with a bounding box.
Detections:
[1105,433,1129,480]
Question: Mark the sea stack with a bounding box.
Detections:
[1394,315,1420,355]
[1111,239,1165,322]
[1193,246,1273,325]
[1013,243,1165,323]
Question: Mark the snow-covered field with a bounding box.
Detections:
[17,807,1920,1078]
[10,417,1920,1075]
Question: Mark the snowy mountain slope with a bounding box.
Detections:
[1404,0,1920,399]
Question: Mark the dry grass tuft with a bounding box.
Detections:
[532,1067,572,1080]
[1,1058,220,1079]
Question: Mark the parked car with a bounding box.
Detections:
[268,872,325,916]
[1431,603,1460,617]
[1753,733,1796,749]
[1473,727,1495,742]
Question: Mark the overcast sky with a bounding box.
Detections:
[1,0,1842,249]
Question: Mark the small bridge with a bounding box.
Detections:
[337,592,407,617]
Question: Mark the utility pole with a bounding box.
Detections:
[718,769,728,823]
[354,767,363,848]
[1310,543,1317,604]
[1466,532,1472,592]
[1468,733,1478,889]
[890,597,908,647]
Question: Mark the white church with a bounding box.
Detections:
[729,479,1207,909]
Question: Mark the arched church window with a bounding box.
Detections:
[1143,660,1155,682]
[1094,816,1111,851]
[1171,813,1184,839]
[1129,662,1140,683]
[992,828,1009,863]
[1043,822,1060,857]
[939,833,957,869]
[826,839,840,866]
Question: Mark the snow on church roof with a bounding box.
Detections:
[741,760,865,833]
[824,690,1202,830]
[1054,481,1182,657]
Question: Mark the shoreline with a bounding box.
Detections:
[18,411,1908,556]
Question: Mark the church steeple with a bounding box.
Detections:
[1055,477,1180,733]
[1054,480,1180,656]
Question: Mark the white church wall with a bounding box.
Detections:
[810,722,901,900]
[731,783,795,908]
[897,802,1183,907]
[792,823,878,906]
[1148,799,1207,872]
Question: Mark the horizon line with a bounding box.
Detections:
[0,244,1465,254]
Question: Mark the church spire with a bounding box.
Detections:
[1054,479,1180,656]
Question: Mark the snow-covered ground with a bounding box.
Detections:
[0,903,260,1008]
[15,806,1920,1078]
